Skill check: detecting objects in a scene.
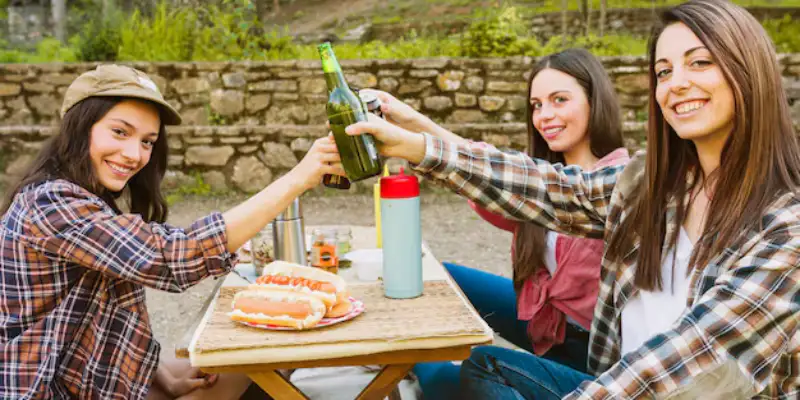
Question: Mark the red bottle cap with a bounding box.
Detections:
[380,167,419,199]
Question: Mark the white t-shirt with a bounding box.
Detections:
[620,228,694,355]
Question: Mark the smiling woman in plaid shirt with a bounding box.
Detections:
[346,0,800,398]
[0,65,345,399]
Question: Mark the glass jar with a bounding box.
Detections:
[335,227,353,268]
[309,228,338,274]
[250,223,274,276]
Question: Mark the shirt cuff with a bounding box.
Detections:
[410,133,460,176]
[193,211,238,277]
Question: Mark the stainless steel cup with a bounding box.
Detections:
[272,198,307,265]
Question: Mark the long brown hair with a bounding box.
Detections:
[513,48,624,289]
[605,0,800,291]
[1,97,170,223]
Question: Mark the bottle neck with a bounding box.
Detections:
[321,50,348,92]
[323,67,348,93]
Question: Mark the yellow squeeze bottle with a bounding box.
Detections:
[375,165,390,248]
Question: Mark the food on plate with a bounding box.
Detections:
[229,289,326,329]
[251,261,351,318]
[324,296,353,318]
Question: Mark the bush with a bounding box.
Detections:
[460,6,540,57]
[72,11,122,61]
[540,34,647,57]
[763,14,800,53]
[117,3,196,62]
[0,38,77,63]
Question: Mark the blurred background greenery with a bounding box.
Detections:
[1,0,799,63]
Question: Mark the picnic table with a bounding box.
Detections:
[175,225,493,400]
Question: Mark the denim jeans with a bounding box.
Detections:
[459,346,593,399]
[412,263,590,400]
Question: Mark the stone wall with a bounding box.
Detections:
[368,6,800,43]
[2,55,800,192]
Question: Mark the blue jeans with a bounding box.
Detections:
[460,346,593,399]
[412,263,589,399]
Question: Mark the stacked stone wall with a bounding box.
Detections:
[3,54,800,192]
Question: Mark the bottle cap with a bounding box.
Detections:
[380,167,419,199]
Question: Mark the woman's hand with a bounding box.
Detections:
[361,89,468,144]
[154,361,217,397]
[287,135,346,191]
[360,89,432,133]
[346,114,426,164]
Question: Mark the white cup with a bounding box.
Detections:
[343,249,383,282]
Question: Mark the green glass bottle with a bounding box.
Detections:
[318,42,382,188]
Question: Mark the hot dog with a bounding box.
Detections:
[250,261,349,315]
[229,289,326,329]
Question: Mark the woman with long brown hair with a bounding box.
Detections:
[347,0,800,398]
[0,65,344,399]
[363,48,628,398]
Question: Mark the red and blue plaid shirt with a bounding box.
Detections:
[0,180,236,399]
[414,134,800,399]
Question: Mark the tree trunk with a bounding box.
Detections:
[586,0,592,36]
[600,0,607,36]
[561,0,568,46]
[52,0,66,43]
[101,0,115,20]
[254,0,269,22]
[273,0,280,14]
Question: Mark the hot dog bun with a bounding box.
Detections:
[250,261,348,309]
[229,289,326,329]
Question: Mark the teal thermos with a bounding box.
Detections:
[380,169,422,298]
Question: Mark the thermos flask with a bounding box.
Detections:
[272,198,307,265]
[380,169,422,298]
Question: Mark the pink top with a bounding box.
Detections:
[469,147,630,355]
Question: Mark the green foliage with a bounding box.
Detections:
[165,172,214,205]
[0,38,77,63]
[117,4,196,61]
[208,109,229,125]
[540,34,647,57]
[460,6,540,57]
[71,9,122,61]
[763,14,800,53]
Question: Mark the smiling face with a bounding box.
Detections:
[89,99,161,192]
[529,68,592,154]
[654,22,735,146]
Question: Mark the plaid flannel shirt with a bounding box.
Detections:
[0,180,236,399]
[413,134,800,399]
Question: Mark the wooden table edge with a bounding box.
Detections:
[196,341,491,374]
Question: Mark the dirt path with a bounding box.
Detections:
[266,0,385,35]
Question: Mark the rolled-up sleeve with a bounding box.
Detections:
[23,181,236,292]
[412,133,624,239]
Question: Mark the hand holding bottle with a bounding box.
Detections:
[288,135,346,191]
[345,114,426,165]
[359,89,469,145]
[358,89,431,133]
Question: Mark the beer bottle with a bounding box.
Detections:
[318,42,382,188]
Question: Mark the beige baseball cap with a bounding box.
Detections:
[60,64,182,125]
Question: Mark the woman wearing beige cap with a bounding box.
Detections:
[0,64,344,399]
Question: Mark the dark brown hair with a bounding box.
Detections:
[513,48,624,289]
[605,0,800,291]
[1,97,170,223]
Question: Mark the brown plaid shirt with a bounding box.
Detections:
[0,180,236,399]
[414,134,800,399]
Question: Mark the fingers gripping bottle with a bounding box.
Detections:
[318,42,382,189]
[380,168,423,299]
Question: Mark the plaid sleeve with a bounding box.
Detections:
[412,134,624,239]
[565,214,800,399]
[23,181,236,293]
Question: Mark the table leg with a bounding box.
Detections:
[355,364,414,400]
[248,370,310,400]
